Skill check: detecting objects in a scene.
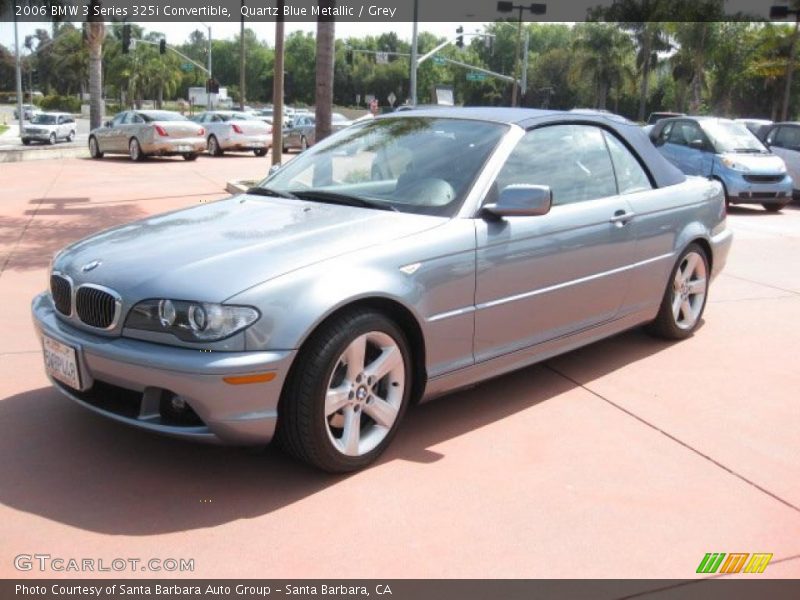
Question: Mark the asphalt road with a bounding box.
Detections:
[0,155,798,580]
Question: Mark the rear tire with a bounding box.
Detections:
[22,138,30,146]
[88,136,103,159]
[646,243,710,340]
[254,148,268,157]
[67,130,75,143]
[277,309,412,473]
[208,135,223,156]
[763,203,787,213]
[300,136,308,151]
[48,133,56,146]
[182,153,198,161]
[129,137,144,161]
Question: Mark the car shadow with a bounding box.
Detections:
[0,328,674,535]
[727,205,787,216]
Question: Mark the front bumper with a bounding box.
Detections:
[723,172,793,205]
[31,292,295,445]
[219,134,271,151]
[22,130,56,142]
[141,137,206,156]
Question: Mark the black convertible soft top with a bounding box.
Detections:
[381,107,687,189]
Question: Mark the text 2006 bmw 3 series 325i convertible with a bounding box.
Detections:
[32,108,732,472]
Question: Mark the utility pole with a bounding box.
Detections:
[409,0,419,105]
[497,2,546,107]
[13,9,24,139]
[240,0,246,111]
[271,0,285,166]
[511,6,523,107]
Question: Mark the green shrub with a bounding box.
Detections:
[39,95,82,113]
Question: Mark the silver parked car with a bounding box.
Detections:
[32,108,732,472]
[89,110,206,161]
[193,111,271,157]
[14,103,40,120]
[282,113,316,151]
[21,112,76,145]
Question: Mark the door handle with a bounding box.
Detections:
[609,210,635,225]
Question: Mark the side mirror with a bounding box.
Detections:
[688,139,707,151]
[268,164,281,176]
[482,185,552,220]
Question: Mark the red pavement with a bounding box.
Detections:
[0,155,799,579]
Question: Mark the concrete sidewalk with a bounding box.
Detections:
[0,156,798,579]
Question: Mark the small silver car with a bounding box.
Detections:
[283,112,352,152]
[14,103,40,120]
[88,110,206,161]
[21,112,76,145]
[193,111,271,157]
[33,108,732,472]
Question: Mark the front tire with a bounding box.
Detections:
[48,133,56,145]
[182,153,198,161]
[763,203,787,213]
[646,243,709,340]
[22,138,31,146]
[277,309,412,473]
[254,148,268,157]
[67,130,75,143]
[88,136,103,159]
[300,136,308,151]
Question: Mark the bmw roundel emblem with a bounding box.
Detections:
[82,260,102,272]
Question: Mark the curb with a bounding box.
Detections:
[0,146,89,163]
[225,180,256,195]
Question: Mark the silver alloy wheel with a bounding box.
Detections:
[671,251,707,330]
[324,331,405,457]
[89,137,98,156]
[129,139,140,160]
[67,130,75,142]
[300,136,308,151]
[208,136,218,155]
[49,133,56,145]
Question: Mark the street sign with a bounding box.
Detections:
[387,92,397,107]
[466,72,487,82]
[181,63,194,72]
[432,56,446,66]
[376,52,389,65]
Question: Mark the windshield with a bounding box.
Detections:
[217,112,251,122]
[31,114,57,125]
[701,120,767,153]
[257,117,507,217]
[140,111,188,122]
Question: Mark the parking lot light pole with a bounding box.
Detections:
[771,4,800,121]
[13,10,24,139]
[497,2,546,107]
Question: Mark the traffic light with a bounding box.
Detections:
[456,26,464,49]
[159,39,166,55]
[122,24,131,54]
[206,78,220,94]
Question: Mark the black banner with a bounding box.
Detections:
[0,0,786,23]
[3,580,800,600]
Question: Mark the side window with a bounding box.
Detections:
[130,113,144,124]
[658,122,673,145]
[774,126,800,149]
[766,127,779,146]
[494,124,617,206]
[603,131,653,195]
[112,113,127,126]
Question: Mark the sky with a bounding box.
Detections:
[0,20,477,51]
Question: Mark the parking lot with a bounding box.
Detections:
[0,154,798,579]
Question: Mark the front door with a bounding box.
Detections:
[473,123,638,362]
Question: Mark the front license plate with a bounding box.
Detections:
[42,334,81,390]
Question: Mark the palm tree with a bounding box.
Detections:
[315,0,335,143]
[571,23,634,110]
[86,0,105,130]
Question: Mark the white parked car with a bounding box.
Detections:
[761,122,800,198]
[22,112,76,145]
[193,111,272,157]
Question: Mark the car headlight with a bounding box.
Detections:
[125,299,260,342]
[721,156,750,172]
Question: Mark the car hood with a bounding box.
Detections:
[54,194,446,302]
[719,152,787,174]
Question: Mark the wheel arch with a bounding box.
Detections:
[285,296,428,406]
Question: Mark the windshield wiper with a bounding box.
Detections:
[292,189,397,212]
[246,186,299,199]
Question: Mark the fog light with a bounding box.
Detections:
[170,396,187,411]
